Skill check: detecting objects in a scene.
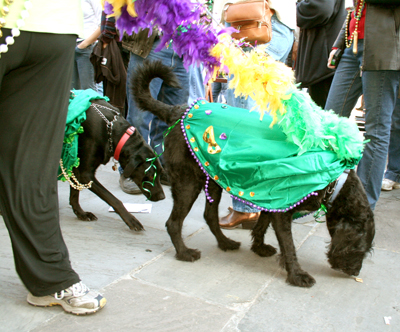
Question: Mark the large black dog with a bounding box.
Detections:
[67,97,165,231]
[131,60,375,287]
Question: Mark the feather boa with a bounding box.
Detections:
[103,0,365,165]
[210,34,295,125]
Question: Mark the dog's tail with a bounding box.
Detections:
[131,60,183,126]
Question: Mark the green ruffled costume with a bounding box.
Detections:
[183,92,364,211]
[58,90,108,181]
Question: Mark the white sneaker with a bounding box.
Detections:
[27,282,106,315]
[381,178,400,191]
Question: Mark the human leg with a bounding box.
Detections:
[383,98,400,188]
[212,82,222,102]
[220,92,260,223]
[0,31,106,314]
[0,30,88,294]
[325,41,364,117]
[120,51,157,193]
[357,70,400,208]
[73,43,97,91]
[148,43,189,165]
[72,45,81,89]
[307,75,334,109]
[187,64,205,105]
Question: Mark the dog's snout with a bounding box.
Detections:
[152,192,166,201]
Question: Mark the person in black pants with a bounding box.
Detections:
[0,1,105,315]
[295,0,347,108]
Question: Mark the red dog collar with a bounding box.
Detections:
[114,126,136,161]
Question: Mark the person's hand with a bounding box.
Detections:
[102,42,109,49]
[77,41,88,49]
[327,49,337,69]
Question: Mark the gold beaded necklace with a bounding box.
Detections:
[345,0,364,54]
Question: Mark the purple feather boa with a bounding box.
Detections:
[104,0,235,76]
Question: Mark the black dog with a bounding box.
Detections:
[251,169,374,287]
[131,60,374,287]
[67,97,165,231]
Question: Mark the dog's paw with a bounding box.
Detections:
[176,248,201,262]
[75,212,98,221]
[218,238,241,251]
[287,271,316,288]
[251,244,277,257]
[129,221,145,232]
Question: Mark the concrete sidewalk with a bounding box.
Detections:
[1,163,399,332]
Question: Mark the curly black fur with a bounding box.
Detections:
[325,169,375,276]
[69,98,165,231]
[131,60,375,287]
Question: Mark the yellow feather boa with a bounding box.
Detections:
[210,34,295,125]
[101,0,137,17]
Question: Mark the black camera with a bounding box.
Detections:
[330,48,343,67]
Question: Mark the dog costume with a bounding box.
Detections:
[182,98,363,212]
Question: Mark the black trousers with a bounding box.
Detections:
[307,75,334,109]
[0,30,80,296]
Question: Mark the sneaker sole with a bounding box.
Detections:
[121,188,142,195]
[382,184,400,191]
[27,295,106,315]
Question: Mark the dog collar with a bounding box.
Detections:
[329,169,350,203]
[114,126,136,161]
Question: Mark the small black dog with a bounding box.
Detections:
[67,97,165,231]
[131,60,375,287]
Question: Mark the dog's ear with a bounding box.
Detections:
[123,157,142,178]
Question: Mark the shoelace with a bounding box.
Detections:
[54,282,89,300]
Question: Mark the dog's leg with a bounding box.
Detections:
[70,186,98,221]
[88,177,144,231]
[271,213,316,287]
[203,181,240,251]
[251,212,277,257]
[72,167,144,231]
[166,180,203,262]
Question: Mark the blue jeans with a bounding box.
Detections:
[260,14,294,63]
[125,40,189,166]
[72,42,97,91]
[228,15,294,213]
[212,81,228,103]
[385,108,400,183]
[325,39,400,209]
[188,64,205,104]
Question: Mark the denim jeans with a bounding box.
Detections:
[325,39,400,209]
[125,40,189,166]
[227,14,294,213]
[188,64,205,105]
[72,42,97,91]
[212,81,228,103]
[385,108,400,183]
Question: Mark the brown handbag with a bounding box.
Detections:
[223,0,273,44]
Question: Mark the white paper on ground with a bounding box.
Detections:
[108,203,152,213]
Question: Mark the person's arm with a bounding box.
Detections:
[77,26,101,49]
[296,0,336,29]
[100,12,118,48]
[327,19,347,69]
